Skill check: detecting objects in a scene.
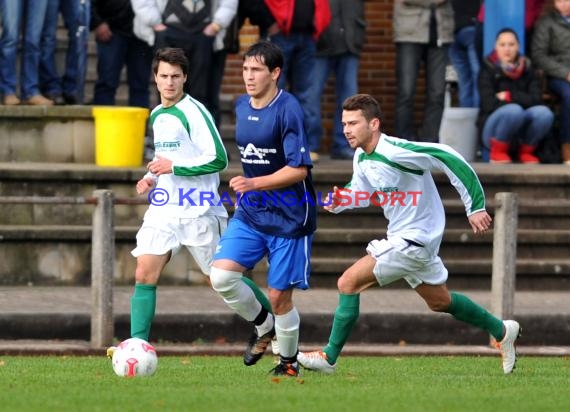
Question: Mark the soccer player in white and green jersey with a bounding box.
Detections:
[298,94,521,375]
[108,48,272,356]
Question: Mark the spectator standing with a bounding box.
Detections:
[90,0,153,108]
[478,28,553,163]
[532,0,570,164]
[130,0,237,115]
[449,0,481,107]
[264,0,332,162]
[0,0,53,105]
[40,0,90,105]
[393,0,455,142]
[308,0,366,160]
[205,0,239,128]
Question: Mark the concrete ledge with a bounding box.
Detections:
[0,312,568,346]
[0,107,95,162]
[0,105,93,119]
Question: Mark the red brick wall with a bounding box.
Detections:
[220,0,421,151]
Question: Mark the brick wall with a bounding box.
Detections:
[220,0,422,151]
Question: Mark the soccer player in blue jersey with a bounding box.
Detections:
[210,41,317,377]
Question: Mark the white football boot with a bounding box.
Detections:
[498,320,521,374]
[297,351,336,374]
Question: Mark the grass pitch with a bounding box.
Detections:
[0,355,568,412]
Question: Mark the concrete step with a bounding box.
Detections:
[309,257,570,290]
[2,224,570,289]
[0,286,568,346]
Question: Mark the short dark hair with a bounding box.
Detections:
[153,48,189,76]
[343,94,384,127]
[496,27,519,43]
[243,41,284,73]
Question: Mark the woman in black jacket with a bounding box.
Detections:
[478,28,553,163]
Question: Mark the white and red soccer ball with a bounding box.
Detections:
[112,338,158,377]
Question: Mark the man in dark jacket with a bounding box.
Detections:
[308,0,366,160]
[532,0,570,164]
[91,0,153,108]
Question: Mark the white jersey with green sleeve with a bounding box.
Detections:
[143,94,229,219]
[334,134,486,255]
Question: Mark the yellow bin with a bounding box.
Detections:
[92,106,149,167]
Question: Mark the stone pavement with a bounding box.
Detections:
[1,286,569,356]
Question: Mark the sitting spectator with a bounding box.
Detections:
[90,0,153,108]
[532,0,570,164]
[478,28,554,163]
[0,0,54,105]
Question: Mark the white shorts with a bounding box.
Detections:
[131,215,227,275]
[366,237,448,288]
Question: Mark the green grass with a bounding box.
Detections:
[0,355,568,412]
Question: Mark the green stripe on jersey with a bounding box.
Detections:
[151,96,228,177]
[358,151,424,175]
[385,139,485,212]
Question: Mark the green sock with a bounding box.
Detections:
[130,283,157,341]
[323,293,360,364]
[241,276,273,314]
[446,292,504,340]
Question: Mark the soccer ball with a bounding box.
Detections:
[112,338,158,377]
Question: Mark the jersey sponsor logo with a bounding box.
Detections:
[239,143,277,164]
[154,141,181,150]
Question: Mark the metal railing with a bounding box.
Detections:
[0,191,518,348]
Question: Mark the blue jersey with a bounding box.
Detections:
[233,90,316,238]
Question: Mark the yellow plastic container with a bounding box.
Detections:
[92,106,149,167]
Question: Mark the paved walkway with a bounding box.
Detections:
[1,286,569,315]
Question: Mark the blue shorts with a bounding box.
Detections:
[214,218,313,290]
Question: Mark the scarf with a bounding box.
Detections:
[487,51,526,80]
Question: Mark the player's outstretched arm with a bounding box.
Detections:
[468,210,492,234]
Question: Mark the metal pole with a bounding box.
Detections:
[91,189,115,348]
[491,192,518,321]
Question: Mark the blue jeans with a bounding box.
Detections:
[0,0,49,98]
[40,0,89,102]
[449,26,480,108]
[93,32,153,108]
[482,104,554,149]
[269,33,320,151]
[548,78,570,144]
[395,42,449,142]
[308,53,359,154]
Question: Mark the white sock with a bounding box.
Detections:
[275,307,300,358]
[210,268,261,321]
[255,312,274,336]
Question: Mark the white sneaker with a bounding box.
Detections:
[271,337,280,355]
[297,351,336,374]
[498,320,521,374]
